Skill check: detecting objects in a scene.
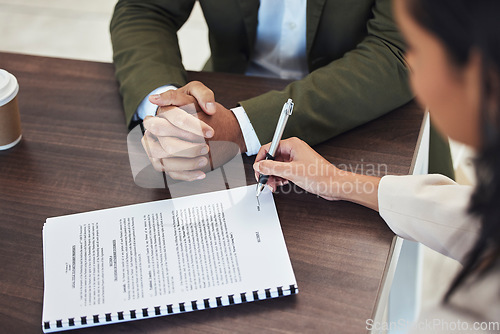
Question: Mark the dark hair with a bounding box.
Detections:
[404,0,500,302]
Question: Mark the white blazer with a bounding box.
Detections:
[378,174,499,333]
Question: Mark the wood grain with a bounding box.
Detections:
[0,52,423,333]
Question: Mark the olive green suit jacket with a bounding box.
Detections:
[111,0,412,143]
[110,0,453,177]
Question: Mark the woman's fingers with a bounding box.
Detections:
[254,160,296,181]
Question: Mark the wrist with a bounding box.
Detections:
[230,106,259,155]
[136,85,177,120]
[200,104,247,153]
[336,171,381,211]
[232,118,247,153]
[224,107,246,153]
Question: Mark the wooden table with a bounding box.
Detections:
[0,52,424,333]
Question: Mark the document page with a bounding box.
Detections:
[42,185,297,331]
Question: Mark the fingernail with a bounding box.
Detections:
[267,185,274,192]
[151,94,160,100]
[200,146,209,155]
[253,163,260,171]
[198,158,208,168]
[196,173,206,180]
[206,102,216,113]
[205,130,214,138]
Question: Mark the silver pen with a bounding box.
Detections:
[256,98,294,197]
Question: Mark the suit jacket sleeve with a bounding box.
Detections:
[241,0,413,145]
[110,0,196,125]
[378,174,480,264]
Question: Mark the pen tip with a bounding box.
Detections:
[256,184,264,197]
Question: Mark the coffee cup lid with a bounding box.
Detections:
[0,69,19,107]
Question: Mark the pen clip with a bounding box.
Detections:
[268,99,294,157]
[283,98,294,116]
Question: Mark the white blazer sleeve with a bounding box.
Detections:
[378,174,480,264]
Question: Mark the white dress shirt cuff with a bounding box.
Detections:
[230,106,261,156]
[135,85,177,120]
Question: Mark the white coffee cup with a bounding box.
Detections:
[0,69,22,150]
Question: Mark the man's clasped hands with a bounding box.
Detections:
[141,81,246,182]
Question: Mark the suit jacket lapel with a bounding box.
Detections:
[306,0,327,55]
[237,0,260,52]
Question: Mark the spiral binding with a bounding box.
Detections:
[43,284,298,331]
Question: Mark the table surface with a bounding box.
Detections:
[0,52,424,333]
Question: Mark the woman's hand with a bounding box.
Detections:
[253,137,341,200]
[253,137,381,210]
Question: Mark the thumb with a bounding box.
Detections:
[178,81,217,115]
[253,160,295,181]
